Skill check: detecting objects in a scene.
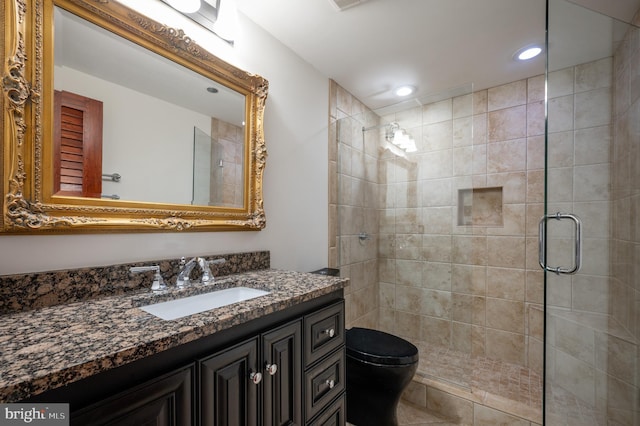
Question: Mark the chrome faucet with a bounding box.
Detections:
[198,257,213,283]
[130,265,166,292]
[176,257,198,288]
[198,257,226,284]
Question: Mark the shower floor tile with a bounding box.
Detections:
[413,342,543,413]
[349,343,607,425]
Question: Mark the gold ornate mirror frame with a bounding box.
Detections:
[1,0,268,233]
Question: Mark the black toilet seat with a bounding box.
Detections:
[346,327,419,366]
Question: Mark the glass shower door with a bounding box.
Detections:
[192,126,224,206]
[544,0,639,424]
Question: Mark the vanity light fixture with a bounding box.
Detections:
[212,0,238,42]
[394,85,415,97]
[160,0,235,44]
[385,122,417,153]
[390,129,417,152]
[363,122,416,156]
[165,0,201,13]
[515,45,542,61]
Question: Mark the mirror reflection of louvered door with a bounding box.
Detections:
[53,90,103,198]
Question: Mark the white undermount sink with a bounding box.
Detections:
[139,287,270,320]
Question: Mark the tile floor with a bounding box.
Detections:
[347,400,459,426]
[348,343,620,425]
[414,343,543,409]
[396,400,461,425]
[345,342,544,425]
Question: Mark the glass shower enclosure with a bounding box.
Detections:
[544,0,639,423]
[334,0,639,423]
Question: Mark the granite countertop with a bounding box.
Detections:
[0,269,347,402]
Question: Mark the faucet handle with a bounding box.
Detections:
[197,257,213,284]
[130,265,166,292]
[199,257,226,284]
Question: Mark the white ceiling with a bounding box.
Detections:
[236,0,640,112]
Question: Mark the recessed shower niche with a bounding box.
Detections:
[457,187,503,226]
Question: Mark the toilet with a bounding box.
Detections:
[345,327,419,426]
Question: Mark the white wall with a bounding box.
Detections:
[0,5,329,275]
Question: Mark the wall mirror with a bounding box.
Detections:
[1,0,268,232]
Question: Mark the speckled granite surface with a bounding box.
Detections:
[0,269,347,402]
[0,251,270,314]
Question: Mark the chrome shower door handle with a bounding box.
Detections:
[538,212,582,275]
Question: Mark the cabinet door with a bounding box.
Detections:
[200,337,259,426]
[262,320,302,426]
[72,365,194,426]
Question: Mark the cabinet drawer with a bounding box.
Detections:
[307,393,345,426]
[304,348,345,422]
[304,300,344,366]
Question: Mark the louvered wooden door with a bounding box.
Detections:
[53,90,103,198]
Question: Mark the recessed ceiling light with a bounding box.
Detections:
[394,85,415,97]
[516,46,542,61]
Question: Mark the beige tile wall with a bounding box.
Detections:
[330,52,636,417]
[371,78,547,371]
[210,118,244,206]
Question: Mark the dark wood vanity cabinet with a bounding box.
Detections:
[27,293,344,426]
[200,301,345,426]
[307,397,346,426]
[199,337,259,425]
[302,302,346,425]
[261,321,303,426]
[72,365,194,426]
[199,320,302,426]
